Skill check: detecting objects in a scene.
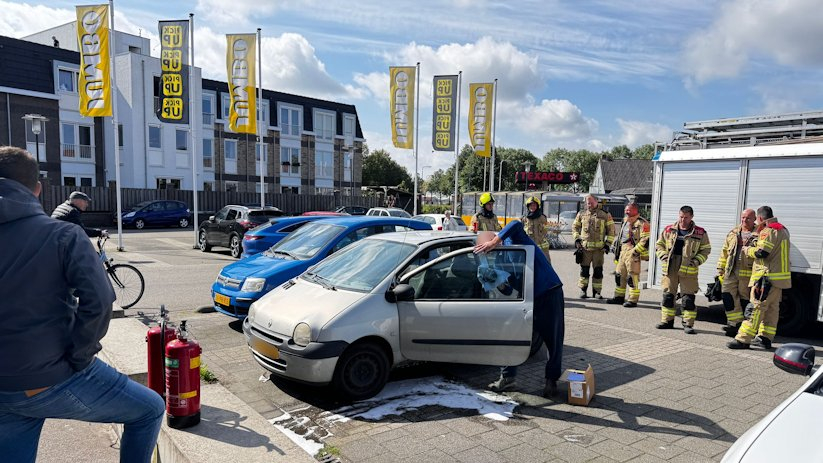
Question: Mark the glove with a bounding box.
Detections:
[602,244,610,254]
[101,230,109,238]
[575,239,582,248]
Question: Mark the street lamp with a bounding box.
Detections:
[22,114,48,162]
[522,161,533,192]
[498,159,506,191]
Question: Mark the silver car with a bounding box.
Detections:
[243,231,541,400]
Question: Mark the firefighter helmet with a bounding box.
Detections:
[525,196,541,207]
[479,192,495,206]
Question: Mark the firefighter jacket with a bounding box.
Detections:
[470,212,502,232]
[717,226,756,281]
[655,222,711,276]
[614,216,650,260]
[522,213,551,261]
[572,206,615,250]
[746,218,791,289]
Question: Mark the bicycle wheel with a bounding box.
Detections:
[108,264,145,309]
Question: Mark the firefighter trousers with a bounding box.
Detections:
[579,250,605,294]
[613,246,641,303]
[661,255,699,327]
[735,286,782,343]
[721,272,749,326]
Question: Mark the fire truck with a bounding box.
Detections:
[649,111,823,335]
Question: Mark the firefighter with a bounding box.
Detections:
[522,196,551,263]
[607,202,650,307]
[716,209,757,337]
[654,205,711,334]
[728,206,791,350]
[469,192,502,232]
[572,194,615,299]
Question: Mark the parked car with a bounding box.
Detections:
[241,215,331,258]
[119,200,191,229]
[366,207,412,218]
[302,211,348,216]
[722,343,823,462]
[334,206,368,215]
[212,216,432,318]
[243,231,547,400]
[558,210,578,232]
[411,213,468,231]
[199,206,286,258]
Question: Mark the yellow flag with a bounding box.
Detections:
[468,83,494,157]
[389,66,415,149]
[226,34,257,134]
[75,4,112,117]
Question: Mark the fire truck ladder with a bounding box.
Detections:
[669,111,823,150]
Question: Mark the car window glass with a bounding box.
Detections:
[279,222,309,233]
[148,202,162,212]
[225,209,238,221]
[307,239,417,292]
[214,207,229,220]
[407,249,525,301]
[455,217,467,226]
[163,201,175,211]
[273,223,344,259]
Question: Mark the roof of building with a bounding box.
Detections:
[0,35,79,94]
[598,159,653,193]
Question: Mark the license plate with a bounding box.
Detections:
[214,293,230,306]
[250,335,279,359]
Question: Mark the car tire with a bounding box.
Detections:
[198,230,212,252]
[179,217,190,228]
[778,280,807,336]
[229,235,242,259]
[332,342,390,402]
[135,219,146,230]
[529,330,544,358]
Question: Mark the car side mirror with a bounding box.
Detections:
[774,343,816,376]
[208,216,215,222]
[386,284,415,303]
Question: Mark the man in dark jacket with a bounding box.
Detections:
[51,190,105,237]
[0,146,164,462]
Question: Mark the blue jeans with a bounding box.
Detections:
[502,285,565,381]
[0,358,165,463]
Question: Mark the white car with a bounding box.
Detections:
[243,231,543,400]
[721,343,823,462]
[411,214,468,231]
[366,207,412,218]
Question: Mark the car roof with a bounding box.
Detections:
[363,230,477,245]
[303,216,430,227]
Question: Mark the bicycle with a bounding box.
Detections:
[97,234,145,309]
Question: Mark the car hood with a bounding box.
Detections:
[249,278,365,335]
[220,253,307,280]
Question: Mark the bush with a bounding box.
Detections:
[421,204,452,214]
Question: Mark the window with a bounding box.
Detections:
[315,187,334,195]
[224,139,237,159]
[63,176,76,186]
[406,250,525,300]
[157,178,181,189]
[60,123,93,160]
[149,126,161,149]
[343,114,355,145]
[203,181,214,192]
[58,69,77,92]
[256,143,268,176]
[80,177,92,187]
[282,186,299,194]
[203,138,213,168]
[280,146,300,176]
[225,209,238,221]
[315,149,333,179]
[176,129,187,151]
[279,105,301,137]
[314,110,334,141]
[224,139,237,174]
[202,94,215,125]
[257,99,269,127]
[221,94,230,120]
[344,152,352,182]
[225,181,239,192]
[117,124,124,147]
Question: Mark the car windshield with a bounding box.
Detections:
[266,222,344,259]
[389,209,410,218]
[304,239,416,292]
[129,201,152,211]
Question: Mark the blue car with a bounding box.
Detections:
[212,216,432,318]
[241,215,331,258]
[119,200,191,229]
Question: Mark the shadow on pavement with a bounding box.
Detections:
[192,404,286,454]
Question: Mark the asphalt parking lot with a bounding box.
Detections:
[117,230,823,462]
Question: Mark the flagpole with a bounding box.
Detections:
[257,28,264,208]
[489,78,498,192]
[413,62,420,215]
[453,71,462,215]
[189,13,199,248]
[109,0,124,251]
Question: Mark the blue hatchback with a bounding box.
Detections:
[212,216,431,318]
[241,215,331,258]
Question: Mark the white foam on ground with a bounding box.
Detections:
[270,421,325,456]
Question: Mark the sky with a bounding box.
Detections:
[3,0,823,178]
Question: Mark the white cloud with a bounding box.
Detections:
[195,0,278,28]
[510,99,598,140]
[682,0,823,84]
[616,118,672,148]
[0,2,73,37]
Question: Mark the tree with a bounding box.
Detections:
[362,149,412,188]
[495,147,539,191]
[632,144,655,160]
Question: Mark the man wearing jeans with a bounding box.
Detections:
[0,146,165,462]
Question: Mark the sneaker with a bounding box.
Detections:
[542,379,558,398]
[727,340,750,350]
[656,320,674,329]
[622,301,637,308]
[683,326,696,335]
[579,290,588,299]
[722,324,740,337]
[488,376,517,392]
[752,336,773,350]
[606,296,625,305]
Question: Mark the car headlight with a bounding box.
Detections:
[247,303,256,324]
[241,277,266,293]
[293,322,311,347]
[124,212,135,218]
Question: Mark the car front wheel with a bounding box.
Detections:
[332,342,390,401]
[178,217,190,228]
[134,219,146,230]
[229,235,242,258]
[199,230,211,252]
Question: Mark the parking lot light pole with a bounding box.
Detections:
[522,161,533,192]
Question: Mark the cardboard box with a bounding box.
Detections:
[560,364,595,406]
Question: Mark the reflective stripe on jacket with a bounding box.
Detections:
[747,218,791,289]
[616,216,650,258]
[572,207,615,250]
[522,214,551,261]
[717,226,755,280]
[470,212,502,232]
[655,222,711,276]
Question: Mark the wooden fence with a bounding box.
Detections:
[41,185,383,216]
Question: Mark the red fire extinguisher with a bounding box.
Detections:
[165,320,201,429]
[146,306,176,398]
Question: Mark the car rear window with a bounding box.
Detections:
[389,210,410,217]
[455,217,466,226]
[248,210,282,223]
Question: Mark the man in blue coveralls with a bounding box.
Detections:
[474,222,565,397]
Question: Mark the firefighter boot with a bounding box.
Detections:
[623,301,637,308]
[607,296,625,305]
[752,336,773,350]
[542,379,558,398]
[488,376,517,393]
[723,323,742,338]
[656,320,674,329]
[727,340,750,350]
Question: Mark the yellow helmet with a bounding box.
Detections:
[525,196,541,207]
[479,192,495,206]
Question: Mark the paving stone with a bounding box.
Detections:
[675,435,731,459]
[339,437,390,462]
[453,445,507,463]
[589,438,644,462]
[547,441,603,463]
[368,426,408,443]
[516,427,568,449]
[431,432,478,454]
[474,429,523,452]
[629,437,687,460]
[498,442,555,463]
[395,448,458,463]
[382,434,439,457]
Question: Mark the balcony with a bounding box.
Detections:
[61,143,93,160]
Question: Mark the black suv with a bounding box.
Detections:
[198,205,284,258]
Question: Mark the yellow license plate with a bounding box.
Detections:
[214,293,230,306]
[250,335,279,359]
